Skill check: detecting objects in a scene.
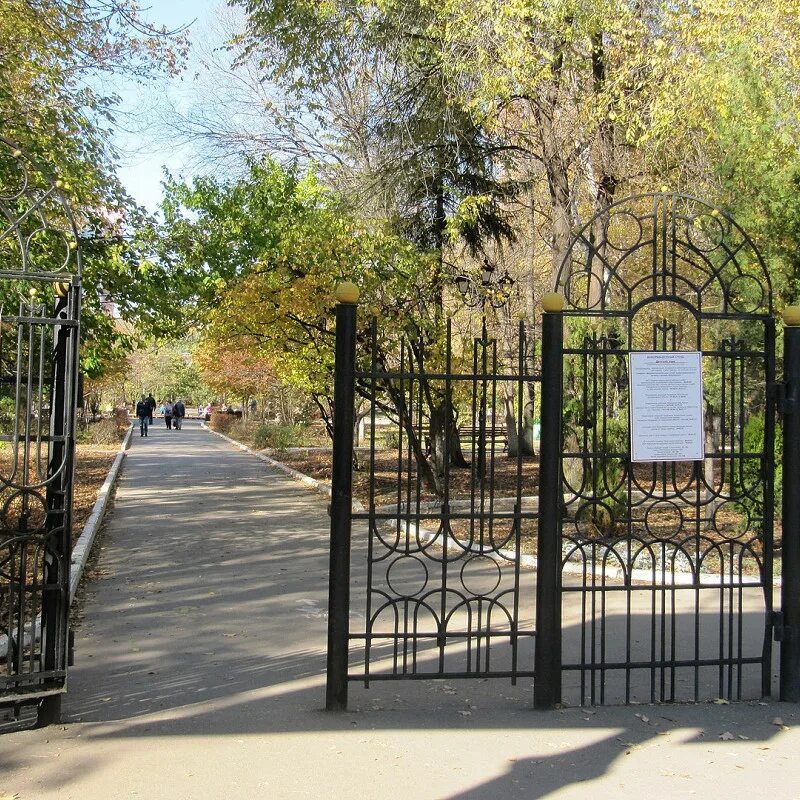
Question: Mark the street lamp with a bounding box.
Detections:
[454,260,516,309]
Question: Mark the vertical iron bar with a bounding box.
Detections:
[326,293,358,711]
[780,319,800,701]
[762,317,776,697]
[511,319,526,683]
[439,321,452,674]
[364,318,378,687]
[534,302,563,709]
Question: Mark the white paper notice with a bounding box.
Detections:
[629,351,705,462]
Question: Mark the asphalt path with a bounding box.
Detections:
[0,420,798,799]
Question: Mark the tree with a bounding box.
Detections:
[156,156,486,491]
[123,338,209,406]
[0,1,190,378]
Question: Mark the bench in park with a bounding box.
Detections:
[460,425,508,451]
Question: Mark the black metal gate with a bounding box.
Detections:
[325,306,540,709]
[0,140,82,725]
[547,193,776,704]
[326,193,800,710]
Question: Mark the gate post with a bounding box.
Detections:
[534,293,564,709]
[38,286,73,727]
[781,306,800,701]
[326,282,359,711]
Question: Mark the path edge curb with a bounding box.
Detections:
[69,424,134,603]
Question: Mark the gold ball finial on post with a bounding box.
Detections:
[334,281,360,305]
[540,292,564,313]
[783,306,800,327]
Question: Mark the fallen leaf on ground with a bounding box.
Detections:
[772,717,785,726]
[719,732,735,741]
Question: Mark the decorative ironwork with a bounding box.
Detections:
[0,139,81,724]
[553,193,775,704]
[327,192,784,710]
[344,318,539,685]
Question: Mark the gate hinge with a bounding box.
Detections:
[769,382,797,414]
[771,611,800,642]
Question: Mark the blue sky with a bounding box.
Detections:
[114,0,221,212]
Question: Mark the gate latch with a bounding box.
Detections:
[769,382,797,414]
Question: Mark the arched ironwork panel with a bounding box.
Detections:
[0,139,82,724]
[556,193,771,317]
[553,193,775,704]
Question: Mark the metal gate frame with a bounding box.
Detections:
[0,140,82,726]
[326,297,540,710]
[536,192,779,706]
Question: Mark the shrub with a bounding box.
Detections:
[81,418,125,445]
[737,412,782,525]
[209,411,236,433]
[252,423,303,451]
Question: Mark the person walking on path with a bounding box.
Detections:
[164,400,174,430]
[146,393,156,424]
[173,398,186,430]
[135,394,150,437]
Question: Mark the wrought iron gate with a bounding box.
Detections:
[325,304,540,709]
[547,193,776,704]
[325,193,796,709]
[0,140,82,725]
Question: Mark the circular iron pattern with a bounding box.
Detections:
[564,268,604,311]
[386,554,429,598]
[0,489,48,535]
[711,500,751,540]
[459,554,502,597]
[573,500,621,541]
[605,210,644,251]
[685,212,727,253]
[644,500,684,540]
[25,228,73,272]
[726,274,766,314]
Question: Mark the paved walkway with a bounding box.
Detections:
[0,420,799,799]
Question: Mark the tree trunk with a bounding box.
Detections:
[427,400,471,494]
[384,381,440,496]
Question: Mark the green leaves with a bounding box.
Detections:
[156,156,434,400]
[0,1,190,378]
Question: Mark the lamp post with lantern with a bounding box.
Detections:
[453,260,515,310]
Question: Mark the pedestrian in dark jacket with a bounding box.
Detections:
[146,393,156,424]
[164,401,174,430]
[136,395,150,437]
[173,399,186,430]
